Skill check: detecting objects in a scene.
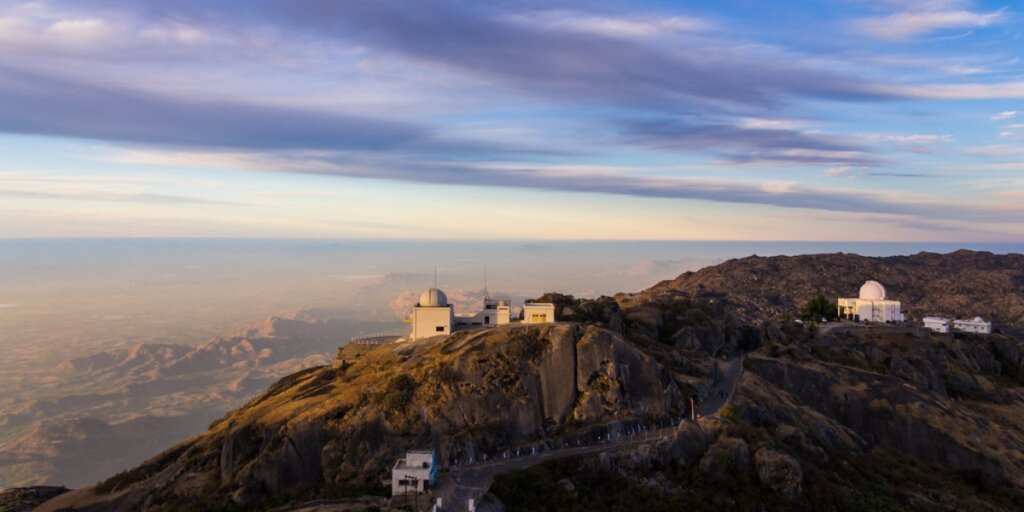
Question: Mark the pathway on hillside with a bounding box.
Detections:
[430,354,746,512]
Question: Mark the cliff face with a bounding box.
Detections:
[39,324,689,510]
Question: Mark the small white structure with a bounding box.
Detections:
[837,280,905,323]
[953,317,992,334]
[523,302,556,324]
[455,296,512,328]
[391,449,437,495]
[923,316,951,333]
[410,288,455,340]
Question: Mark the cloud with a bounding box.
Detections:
[0,66,511,155]
[43,18,112,45]
[617,118,878,166]
[879,82,1024,100]
[101,146,1022,224]
[824,166,855,177]
[503,10,711,39]
[858,133,952,144]
[992,111,1018,121]
[256,0,893,109]
[0,188,241,206]
[851,7,1007,41]
[964,145,1024,157]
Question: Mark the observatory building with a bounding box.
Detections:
[410,288,456,340]
[837,280,905,323]
[408,286,552,340]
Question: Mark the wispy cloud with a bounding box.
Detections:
[617,118,878,166]
[850,5,1008,41]
[0,66,516,156]
[964,145,1024,157]
[94,147,1023,224]
[992,111,1018,121]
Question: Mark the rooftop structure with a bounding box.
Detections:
[953,317,992,334]
[523,301,556,324]
[837,280,905,323]
[923,316,950,333]
[391,448,437,495]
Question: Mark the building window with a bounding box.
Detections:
[484,316,490,324]
[436,326,444,332]
[531,314,546,322]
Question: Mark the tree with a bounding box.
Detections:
[800,293,837,321]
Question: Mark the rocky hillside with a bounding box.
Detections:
[491,325,1024,511]
[645,250,1024,327]
[34,250,1024,511]
[38,323,704,510]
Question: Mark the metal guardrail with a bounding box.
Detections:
[349,332,405,345]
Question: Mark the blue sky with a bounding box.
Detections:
[0,0,1022,240]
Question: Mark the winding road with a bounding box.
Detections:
[427,354,746,512]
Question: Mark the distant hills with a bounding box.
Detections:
[0,313,396,489]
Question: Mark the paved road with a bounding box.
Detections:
[429,354,746,512]
[434,427,678,512]
[698,355,744,417]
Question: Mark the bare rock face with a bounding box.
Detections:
[698,436,749,482]
[754,448,803,500]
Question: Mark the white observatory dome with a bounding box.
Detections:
[858,280,887,301]
[419,287,448,307]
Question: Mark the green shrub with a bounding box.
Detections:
[382,374,417,412]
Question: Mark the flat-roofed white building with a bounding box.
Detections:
[523,302,556,324]
[953,317,992,334]
[923,316,951,333]
[391,448,437,495]
[837,280,905,323]
[455,297,512,328]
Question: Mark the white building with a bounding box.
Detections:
[523,302,556,324]
[837,280,905,323]
[953,317,992,334]
[391,449,437,495]
[410,288,454,340]
[454,297,512,328]
[923,316,951,333]
[410,287,552,340]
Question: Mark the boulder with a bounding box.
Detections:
[698,436,749,482]
[754,448,803,500]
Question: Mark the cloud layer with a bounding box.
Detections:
[0,0,1021,238]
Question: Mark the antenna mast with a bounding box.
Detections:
[433,266,437,288]
[484,265,488,299]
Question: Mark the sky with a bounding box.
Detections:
[0,0,1022,241]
